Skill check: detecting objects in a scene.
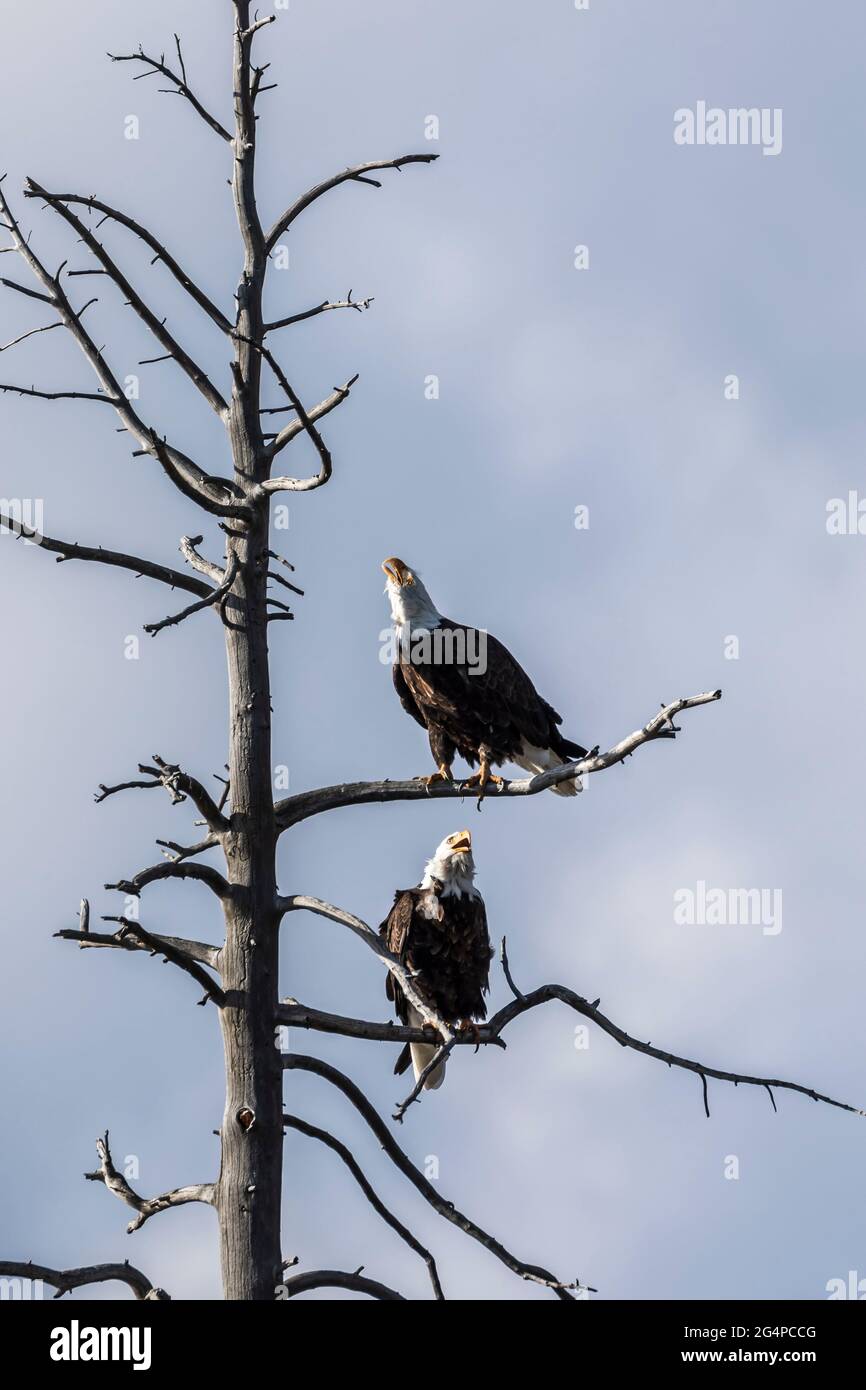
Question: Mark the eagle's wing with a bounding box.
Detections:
[434,619,564,748]
[392,663,428,729]
[473,895,493,999]
[457,893,493,1017]
[379,889,417,1006]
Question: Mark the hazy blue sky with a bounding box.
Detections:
[1,0,864,1301]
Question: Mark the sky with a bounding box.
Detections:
[1,0,865,1302]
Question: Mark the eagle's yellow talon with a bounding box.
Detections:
[419,763,453,789]
[461,758,503,797]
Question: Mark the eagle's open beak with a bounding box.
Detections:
[450,830,472,855]
[382,557,412,587]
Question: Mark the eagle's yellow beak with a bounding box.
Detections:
[449,830,472,855]
[382,556,413,587]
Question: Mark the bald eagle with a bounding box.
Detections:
[379,829,492,1090]
[382,556,589,795]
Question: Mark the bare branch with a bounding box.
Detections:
[276,997,505,1050]
[0,516,213,598]
[500,935,526,1002]
[107,45,232,142]
[275,690,723,829]
[0,275,54,304]
[25,180,229,418]
[268,569,303,598]
[141,754,231,831]
[229,4,266,286]
[0,180,242,517]
[55,917,223,1006]
[265,154,439,252]
[144,437,249,519]
[266,547,295,571]
[265,373,359,472]
[278,895,453,1045]
[105,859,233,902]
[259,373,357,457]
[42,191,232,332]
[0,381,119,405]
[180,533,226,584]
[279,959,864,1121]
[155,833,222,865]
[283,1055,588,1300]
[96,755,230,833]
[240,15,276,42]
[398,1043,458,1120]
[278,1268,405,1300]
[0,1259,169,1300]
[56,921,221,971]
[284,1114,444,1299]
[265,292,373,334]
[143,554,239,637]
[89,916,224,1005]
[95,777,159,802]
[85,1131,215,1233]
[479,982,866,1121]
[0,320,63,353]
[234,332,335,486]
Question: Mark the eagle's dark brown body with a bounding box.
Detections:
[392,617,586,774]
[379,881,493,1077]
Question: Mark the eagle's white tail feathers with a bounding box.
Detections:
[514,743,582,797]
[407,1005,447,1089]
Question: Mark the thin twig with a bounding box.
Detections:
[266,292,373,333]
[84,1131,215,1232]
[107,45,232,142]
[144,554,238,636]
[265,154,439,251]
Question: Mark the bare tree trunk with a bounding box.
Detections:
[215,10,282,1290]
[216,517,283,1299]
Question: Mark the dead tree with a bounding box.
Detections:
[1,7,862,1302]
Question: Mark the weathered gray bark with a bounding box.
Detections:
[215,526,284,1299]
[212,5,283,1300]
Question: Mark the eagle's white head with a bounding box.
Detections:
[382,556,441,633]
[421,828,478,898]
